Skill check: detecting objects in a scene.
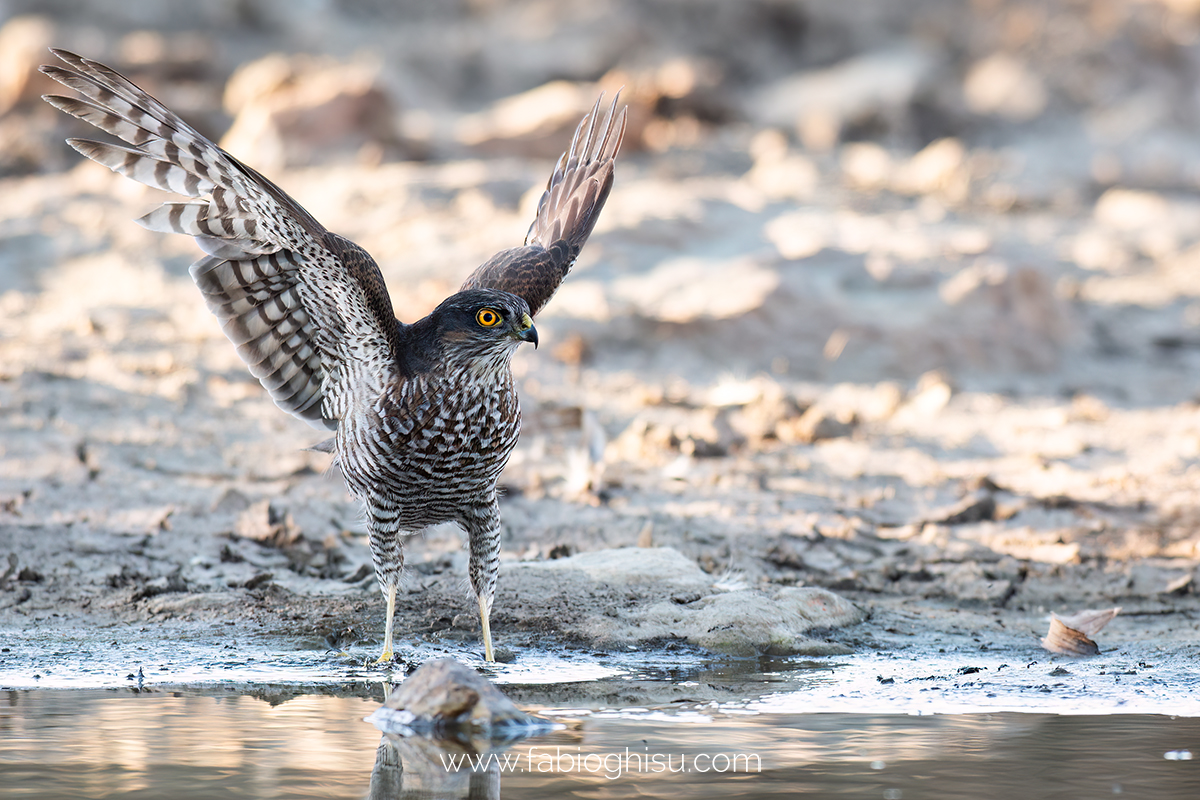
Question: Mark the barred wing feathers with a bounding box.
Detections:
[41,48,401,430]
[460,93,626,318]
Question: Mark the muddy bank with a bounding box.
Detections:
[3,0,1200,685]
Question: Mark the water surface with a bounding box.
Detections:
[3,688,1197,799]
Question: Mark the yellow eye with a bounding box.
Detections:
[476,308,502,328]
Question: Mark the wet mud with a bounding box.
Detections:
[2,0,1200,713]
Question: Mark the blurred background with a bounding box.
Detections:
[2,1,1200,620]
[5,0,1200,393]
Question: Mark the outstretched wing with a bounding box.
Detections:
[41,49,402,430]
[460,93,627,317]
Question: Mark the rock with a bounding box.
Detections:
[220,54,406,171]
[727,381,806,444]
[611,255,781,323]
[1068,394,1110,422]
[532,547,712,592]
[1093,188,1173,231]
[212,488,252,514]
[0,16,56,115]
[457,56,724,159]
[858,382,905,422]
[0,16,61,175]
[937,561,1015,605]
[891,138,969,202]
[904,370,954,415]
[0,553,18,591]
[504,547,863,655]
[776,406,856,444]
[456,78,653,159]
[616,582,865,657]
[1070,227,1129,272]
[564,409,608,498]
[366,658,550,737]
[678,408,740,457]
[745,45,940,150]
[840,142,894,192]
[932,259,1077,373]
[963,54,1048,121]
[930,493,997,526]
[104,505,175,535]
[365,659,552,799]
[762,207,837,261]
[744,129,819,202]
[456,80,599,158]
[845,138,969,201]
[688,587,863,656]
[609,407,740,462]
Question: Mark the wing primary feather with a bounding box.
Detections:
[43,49,405,431]
[459,91,626,317]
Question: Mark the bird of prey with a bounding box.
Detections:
[41,49,625,664]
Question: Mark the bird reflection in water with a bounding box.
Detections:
[368,731,503,800]
[363,658,556,799]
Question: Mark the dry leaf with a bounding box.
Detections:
[235,499,301,546]
[1041,607,1121,657]
[1054,607,1121,637]
[1164,573,1192,595]
[107,505,175,535]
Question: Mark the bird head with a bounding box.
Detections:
[429,288,538,376]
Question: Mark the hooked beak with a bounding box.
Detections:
[513,313,538,349]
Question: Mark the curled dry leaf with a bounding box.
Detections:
[1055,607,1121,637]
[1041,607,1121,657]
[1041,617,1100,657]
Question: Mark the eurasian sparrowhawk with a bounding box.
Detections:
[41,49,625,663]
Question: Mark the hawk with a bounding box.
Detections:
[42,49,625,663]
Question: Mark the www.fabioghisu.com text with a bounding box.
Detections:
[441,747,763,780]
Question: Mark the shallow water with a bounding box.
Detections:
[3,637,1198,798]
[5,643,1200,800]
[3,626,1198,715]
[3,688,1198,799]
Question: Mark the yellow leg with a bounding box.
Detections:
[479,595,495,663]
[375,583,397,664]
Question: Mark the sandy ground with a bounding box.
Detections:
[2,1,1200,691]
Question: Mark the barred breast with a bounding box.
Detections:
[337,371,522,530]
